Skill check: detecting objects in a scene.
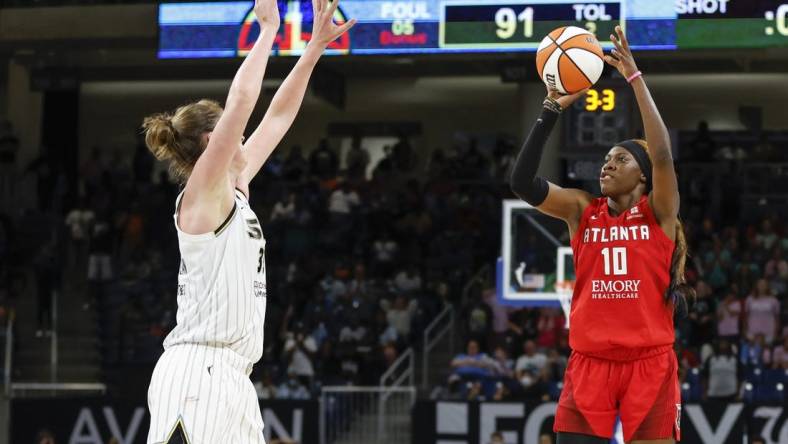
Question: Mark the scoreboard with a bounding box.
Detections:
[158,0,788,58]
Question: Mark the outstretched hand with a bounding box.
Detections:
[604,25,639,79]
[546,86,589,110]
[310,0,357,47]
[254,0,281,29]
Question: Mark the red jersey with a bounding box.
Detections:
[569,195,675,357]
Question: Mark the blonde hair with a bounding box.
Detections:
[141,99,223,183]
[637,140,695,308]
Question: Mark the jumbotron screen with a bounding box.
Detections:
[157,0,788,58]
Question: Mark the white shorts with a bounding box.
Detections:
[147,344,265,444]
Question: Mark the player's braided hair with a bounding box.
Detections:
[634,140,695,315]
[142,99,223,184]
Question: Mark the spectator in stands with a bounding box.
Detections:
[751,133,777,162]
[490,345,514,379]
[687,121,716,161]
[283,322,317,385]
[373,308,399,347]
[314,340,341,384]
[345,137,370,181]
[372,342,399,382]
[488,431,504,444]
[255,370,278,399]
[381,295,417,338]
[320,270,347,305]
[283,144,308,181]
[34,238,61,338]
[309,138,338,180]
[276,371,310,400]
[771,335,788,369]
[756,219,779,250]
[35,429,56,444]
[687,280,715,347]
[716,289,742,343]
[740,333,771,368]
[371,231,399,276]
[544,348,568,386]
[482,288,512,345]
[270,192,297,223]
[392,136,417,173]
[328,180,360,220]
[702,339,740,401]
[426,148,448,180]
[86,210,114,310]
[64,196,94,269]
[535,307,564,348]
[462,289,494,346]
[515,340,547,391]
[503,309,537,356]
[491,383,513,402]
[451,339,496,381]
[0,120,18,194]
[393,265,422,293]
[132,136,154,184]
[703,238,731,290]
[347,263,369,298]
[339,315,367,350]
[764,245,787,295]
[744,279,780,344]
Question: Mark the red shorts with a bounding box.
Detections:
[553,345,681,442]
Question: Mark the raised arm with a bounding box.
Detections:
[606,26,679,224]
[240,0,356,185]
[185,0,279,200]
[509,87,593,235]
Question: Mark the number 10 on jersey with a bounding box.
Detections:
[601,247,627,275]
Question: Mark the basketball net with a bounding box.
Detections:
[555,281,574,329]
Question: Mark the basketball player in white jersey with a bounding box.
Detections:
[141,1,355,442]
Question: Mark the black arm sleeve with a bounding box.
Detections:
[509,108,559,206]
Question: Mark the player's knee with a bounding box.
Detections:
[556,432,609,444]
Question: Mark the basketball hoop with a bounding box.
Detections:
[556,281,574,329]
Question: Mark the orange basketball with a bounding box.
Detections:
[536,26,604,94]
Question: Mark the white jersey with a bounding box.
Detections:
[163,189,267,364]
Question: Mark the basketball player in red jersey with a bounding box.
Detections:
[510,26,694,444]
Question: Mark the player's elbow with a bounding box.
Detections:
[226,88,258,110]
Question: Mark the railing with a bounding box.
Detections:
[421,305,454,390]
[7,383,106,398]
[51,289,58,382]
[320,386,416,444]
[461,263,491,306]
[3,310,14,396]
[379,348,414,388]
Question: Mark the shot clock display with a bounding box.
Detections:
[676,0,788,48]
[564,85,632,153]
[584,88,615,112]
[158,0,788,58]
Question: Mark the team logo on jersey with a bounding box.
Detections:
[161,417,190,444]
[254,280,266,298]
[246,218,262,240]
[179,260,187,275]
[627,206,644,220]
